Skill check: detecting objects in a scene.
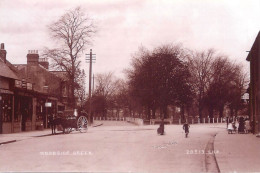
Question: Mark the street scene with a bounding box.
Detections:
[0,0,260,172]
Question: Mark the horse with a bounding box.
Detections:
[48,114,65,134]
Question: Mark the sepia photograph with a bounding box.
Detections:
[0,0,260,172]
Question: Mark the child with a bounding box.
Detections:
[228,122,234,134]
[232,122,237,133]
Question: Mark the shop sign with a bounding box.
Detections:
[22,79,27,89]
[45,102,52,107]
[15,80,33,90]
[0,89,14,94]
[27,83,33,90]
[15,80,22,88]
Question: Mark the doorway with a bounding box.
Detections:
[20,96,32,131]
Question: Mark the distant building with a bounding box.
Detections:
[246,31,260,135]
[0,43,69,133]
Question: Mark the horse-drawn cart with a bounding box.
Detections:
[49,110,88,134]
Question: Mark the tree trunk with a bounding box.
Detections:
[208,106,214,119]
[199,102,203,119]
[219,105,224,118]
[147,105,151,120]
[71,61,76,109]
[152,108,156,119]
[198,92,203,119]
[163,105,168,119]
[230,107,234,117]
[181,104,185,123]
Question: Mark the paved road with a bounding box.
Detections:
[0,123,225,172]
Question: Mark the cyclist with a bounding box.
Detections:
[183,122,190,137]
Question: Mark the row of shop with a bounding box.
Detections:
[0,44,68,134]
[0,88,64,134]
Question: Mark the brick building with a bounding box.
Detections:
[246,31,260,135]
[0,43,69,133]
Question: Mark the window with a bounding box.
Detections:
[1,94,13,122]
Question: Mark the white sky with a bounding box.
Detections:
[0,0,259,79]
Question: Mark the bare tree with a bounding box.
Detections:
[44,7,96,109]
[112,79,130,118]
[127,44,193,120]
[227,65,249,117]
[188,49,249,120]
[187,49,215,119]
[205,56,239,118]
[93,72,117,118]
[95,72,117,98]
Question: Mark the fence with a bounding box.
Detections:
[93,116,125,121]
[125,117,144,125]
[93,116,226,125]
[176,118,225,124]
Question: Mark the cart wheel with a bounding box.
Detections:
[77,116,88,133]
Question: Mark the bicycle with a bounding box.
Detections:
[185,130,189,138]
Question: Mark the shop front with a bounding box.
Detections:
[14,94,33,132]
[0,89,14,134]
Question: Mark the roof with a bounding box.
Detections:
[50,71,69,81]
[0,59,19,79]
[246,31,260,61]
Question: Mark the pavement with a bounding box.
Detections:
[0,121,103,145]
[214,128,260,172]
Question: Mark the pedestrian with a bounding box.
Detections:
[238,117,245,134]
[232,121,237,133]
[226,117,229,129]
[48,113,55,135]
[250,120,255,134]
[157,118,165,135]
[227,122,234,134]
[245,119,251,133]
[235,119,239,131]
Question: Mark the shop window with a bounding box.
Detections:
[1,94,13,122]
[14,97,21,122]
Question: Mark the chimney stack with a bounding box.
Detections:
[0,43,7,63]
[27,50,39,66]
[39,58,49,69]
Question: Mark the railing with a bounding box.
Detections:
[93,117,125,121]
[150,118,172,125]
[92,116,143,125]
[125,117,144,125]
[92,117,226,125]
[177,118,225,124]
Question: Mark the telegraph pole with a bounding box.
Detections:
[93,74,95,92]
[86,49,96,124]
